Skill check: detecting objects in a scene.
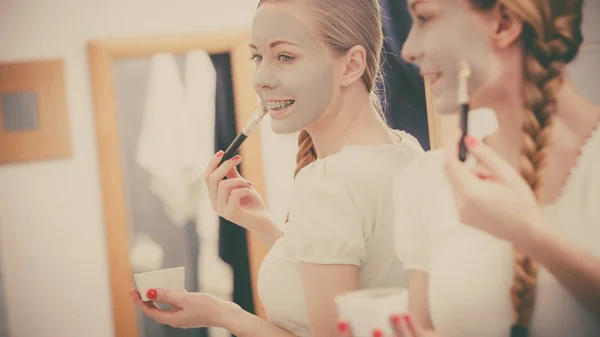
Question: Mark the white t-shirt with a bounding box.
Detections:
[257,131,424,337]
[393,123,600,337]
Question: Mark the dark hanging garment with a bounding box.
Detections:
[378,0,431,150]
[211,53,256,334]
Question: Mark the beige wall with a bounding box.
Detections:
[0,1,256,336]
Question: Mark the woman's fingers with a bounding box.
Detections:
[129,289,186,326]
[217,178,252,215]
[130,289,169,322]
[391,313,416,337]
[336,321,352,337]
[226,166,242,179]
[204,151,224,181]
[470,164,495,180]
[464,136,515,182]
[224,188,254,219]
[206,155,242,207]
[204,151,243,182]
[407,314,427,337]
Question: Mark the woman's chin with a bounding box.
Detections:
[270,119,301,135]
[433,92,460,116]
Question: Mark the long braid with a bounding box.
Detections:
[509,29,555,331]
[467,0,583,335]
[294,130,318,179]
[508,1,583,335]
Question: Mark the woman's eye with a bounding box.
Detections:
[416,15,430,25]
[250,54,263,62]
[278,54,294,62]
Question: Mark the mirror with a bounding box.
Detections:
[88,30,268,337]
[0,256,8,337]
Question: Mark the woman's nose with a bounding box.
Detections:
[401,31,423,65]
[253,63,279,91]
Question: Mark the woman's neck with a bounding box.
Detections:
[472,77,600,168]
[305,85,394,158]
[471,78,524,167]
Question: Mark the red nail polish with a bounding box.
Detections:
[372,328,383,337]
[232,155,241,161]
[337,322,348,333]
[466,136,479,146]
[215,151,224,157]
[147,289,157,300]
[404,313,411,323]
[391,314,401,325]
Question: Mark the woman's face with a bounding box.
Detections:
[250,2,336,134]
[402,0,499,115]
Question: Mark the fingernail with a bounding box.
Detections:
[147,289,157,300]
[215,151,224,157]
[372,328,383,337]
[247,181,253,187]
[391,314,401,325]
[465,136,479,146]
[337,321,348,333]
[232,155,241,161]
[403,313,411,323]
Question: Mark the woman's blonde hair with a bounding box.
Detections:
[256,0,385,183]
[469,0,583,335]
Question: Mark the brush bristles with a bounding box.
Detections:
[260,104,268,117]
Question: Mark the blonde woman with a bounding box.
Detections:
[130,0,424,336]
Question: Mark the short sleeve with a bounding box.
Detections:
[284,164,367,266]
[393,160,430,272]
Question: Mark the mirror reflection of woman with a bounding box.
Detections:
[129,0,425,336]
[340,0,600,336]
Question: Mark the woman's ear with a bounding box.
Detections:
[489,3,524,49]
[339,45,367,87]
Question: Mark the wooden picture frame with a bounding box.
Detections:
[87,29,269,337]
[0,59,71,164]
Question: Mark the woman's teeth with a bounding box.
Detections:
[267,100,295,110]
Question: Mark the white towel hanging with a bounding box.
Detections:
[136,53,192,227]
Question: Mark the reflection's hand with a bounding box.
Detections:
[337,313,439,337]
[130,288,235,329]
[204,151,271,233]
[443,132,543,245]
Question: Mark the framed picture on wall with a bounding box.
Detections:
[0,59,71,164]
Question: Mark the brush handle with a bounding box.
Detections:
[218,133,248,167]
[459,103,469,162]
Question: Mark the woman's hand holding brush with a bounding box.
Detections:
[204,151,282,247]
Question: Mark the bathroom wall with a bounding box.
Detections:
[0,1,256,336]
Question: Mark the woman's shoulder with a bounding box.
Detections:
[297,130,425,182]
[395,147,446,186]
[558,122,600,204]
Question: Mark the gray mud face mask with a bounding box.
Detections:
[251,7,334,134]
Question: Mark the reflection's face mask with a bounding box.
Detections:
[402,0,495,115]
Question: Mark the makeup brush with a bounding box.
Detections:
[218,104,268,167]
[457,61,472,162]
